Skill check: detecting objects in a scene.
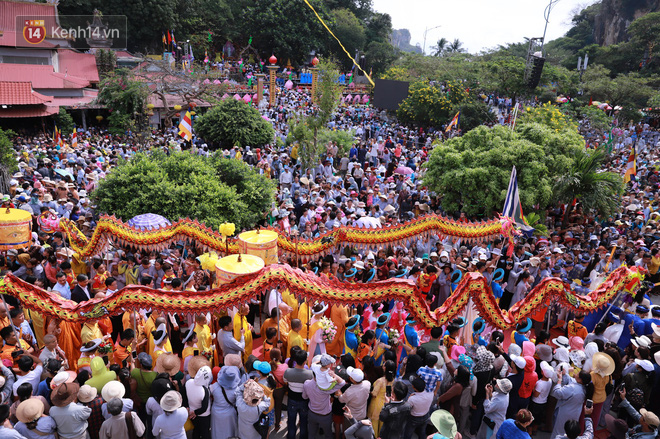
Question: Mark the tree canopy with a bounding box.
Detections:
[195,98,274,148]
[91,151,275,230]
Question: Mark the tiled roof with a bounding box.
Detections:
[0,105,59,118]
[0,63,90,89]
[0,81,53,105]
[58,50,100,83]
[0,30,58,48]
[0,1,59,34]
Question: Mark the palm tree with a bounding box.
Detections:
[553,147,624,225]
[447,38,466,53]
[432,38,448,56]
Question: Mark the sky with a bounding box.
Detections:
[372,0,598,54]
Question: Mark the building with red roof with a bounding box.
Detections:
[0,81,58,118]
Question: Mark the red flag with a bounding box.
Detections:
[167,30,172,44]
[588,96,592,106]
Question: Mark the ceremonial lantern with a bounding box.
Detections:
[95,115,103,122]
[312,56,319,66]
[269,55,277,65]
[173,104,182,111]
[215,254,265,286]
[0,209,32,251]
[238,229,279,265]
[147,103,155,110]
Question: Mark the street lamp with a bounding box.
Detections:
[577,53,588,95]
[423,25,442,55]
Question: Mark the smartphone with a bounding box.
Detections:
[131,350,137,359]
[386,385,392,397]
[194,349,199,356]
[585,399,593,409]
[122,359,128,369]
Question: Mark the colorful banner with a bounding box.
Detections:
[59,214,520,261]
[0,265,643,329]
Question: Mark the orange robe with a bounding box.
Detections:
[59,321,82,370]
[326,305,348,357]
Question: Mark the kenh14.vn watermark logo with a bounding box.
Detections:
[16,15,127,49]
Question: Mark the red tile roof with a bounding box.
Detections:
[0,105,59,118]
[0,63,90,89]
[57,50,99,83]
[0,81,52,105]
[0,30,58,48]
[0,1,59,35]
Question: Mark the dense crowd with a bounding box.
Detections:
[0,91,659,439]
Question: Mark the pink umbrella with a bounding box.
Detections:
[213,79,222,85]
[262,115,269,121]
[203,79,210,84]
[285,80,294,90]
[222,93,229,99]
[233,94,241,100]
[395,166,414,175]
[598,103,608,109]
[224,79,230,83]
[243,94,252,103]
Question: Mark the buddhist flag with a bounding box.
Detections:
[178,111,193,141]
[71,127,77,149]
[502,165,534,237]
[445,112,460,132]
[162,32,166,47]
[623,142,636,183]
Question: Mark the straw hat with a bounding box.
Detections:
[16,399,45,424]
[50,370,76,390]
[101,380,126,402]
[155,353,181,376]
[592,352,615,377]
[160,390,183,412]
[50,382,80,407]
[242,380,265,407]
[188,356,211,378]
[430,409,457,439]
[77,384,98,403]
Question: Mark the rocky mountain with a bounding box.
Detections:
[593,0,660,45]
[390,29,422,54]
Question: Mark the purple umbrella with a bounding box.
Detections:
[127,213,171,231]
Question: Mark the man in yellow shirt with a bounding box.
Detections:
[287,319,305,359]
[193,314,214,355]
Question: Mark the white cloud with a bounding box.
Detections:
[372,0,598,54]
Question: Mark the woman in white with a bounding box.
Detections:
[235,380,271,439]
[307,303,329,364]
[529,361,554,434]
[152,391,188,439]
[476,378,511,439]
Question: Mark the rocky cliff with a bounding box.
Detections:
[593,0,660,45]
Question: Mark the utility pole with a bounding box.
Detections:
[422,25,442,55]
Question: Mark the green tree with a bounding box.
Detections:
[317,128,356,157]
[432,38,448,56]
[0,128,17,194]
[424,126,554,216]
[480,57,528,104]
[287,59,343,170]
[453,99,493,131]
[648,93,660,108]
[397,80,471,127]
[92,151,275,230]
[238,0,328,65]
[627,12,660,70]
[97,68,150,135]
[447,39,465,53]
[364,41,398,76]
[328,8,366,70]
[195,98,274,148]
[53,108,75,135]
[553,147,624,222]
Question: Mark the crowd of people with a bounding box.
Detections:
[0,90,659,439]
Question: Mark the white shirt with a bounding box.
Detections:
[13,365,43,396]
[152,407,188,439]
[532,378,553,404]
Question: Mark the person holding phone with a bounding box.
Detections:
[343,406,375,439]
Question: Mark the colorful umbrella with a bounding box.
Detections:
[127,213,171,231]
[395,166,414,175]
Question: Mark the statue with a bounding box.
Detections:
[86,9,113,49]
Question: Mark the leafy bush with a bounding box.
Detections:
[92,151,275,230]
[318,129,356,157]
[53,108,74,135]
[195,98,274,148]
